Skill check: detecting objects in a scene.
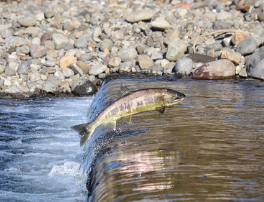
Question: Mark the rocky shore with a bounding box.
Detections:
[0,0,264,98]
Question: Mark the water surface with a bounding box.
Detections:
[1,77,264,202]
[84,77,264,202]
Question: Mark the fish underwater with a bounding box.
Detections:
[72,87,185,146]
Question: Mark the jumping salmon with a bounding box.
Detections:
[72,88,185,146]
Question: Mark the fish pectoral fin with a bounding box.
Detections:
[71,123,91,147]
[156,106,165,114]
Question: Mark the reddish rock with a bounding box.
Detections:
[192,59,235,80]
[60,55,76,68]
[231,32,248,45]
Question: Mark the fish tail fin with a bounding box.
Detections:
[71,123,92,147]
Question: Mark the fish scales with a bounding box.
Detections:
[72,88,185,146]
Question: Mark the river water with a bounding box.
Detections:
[1,76,264,202]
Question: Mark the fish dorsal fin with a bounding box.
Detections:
[156,106,165,114]
[117,85,130,98]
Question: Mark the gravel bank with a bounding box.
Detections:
[1,0,264,98]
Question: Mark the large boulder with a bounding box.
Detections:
[245,47,264,76]
[192,59,235,79]
[250,58,264,80]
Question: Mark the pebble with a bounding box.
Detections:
[18,16,37,27]
[109,57,121,68]
[117,47,138,62]
[42,75,62,92]
[18,62,30,75]
[76,61,90,74]
[151,16,171,30]
[173,57,193,75]
[138,55,154,70]
[1,0,264,96]
[72,80,96,96]
[126,9,156,23]
[166,38,188,61]
[0,65,5,74]
[69,63,84,76]
[89,65,107,75]
[74,35,88,48]
[52,33,69,50]
[60,55,76,68]
[100,39,113,52]
[236,37,258,56]
[30,45,47,58]
[221,48,241,64]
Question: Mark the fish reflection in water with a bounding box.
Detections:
[119,151,180,192]
[85,78,264,202]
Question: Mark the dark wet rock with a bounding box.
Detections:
[192,59,235,80]
[30,45,47,58]
[72,80,96,96]
[246,47,264,75]
[42,75,62,92]
[236,37,258,56]
[173,57,193,75]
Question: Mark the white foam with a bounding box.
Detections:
[0,97,93,202]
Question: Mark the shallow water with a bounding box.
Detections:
[1,76,264,202]
[0,97,92,202]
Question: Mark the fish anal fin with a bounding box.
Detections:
[71,123,91,147]
[156,106,165,114]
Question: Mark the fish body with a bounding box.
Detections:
[72,88,185,146]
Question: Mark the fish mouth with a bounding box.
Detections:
[174,92,185,102]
